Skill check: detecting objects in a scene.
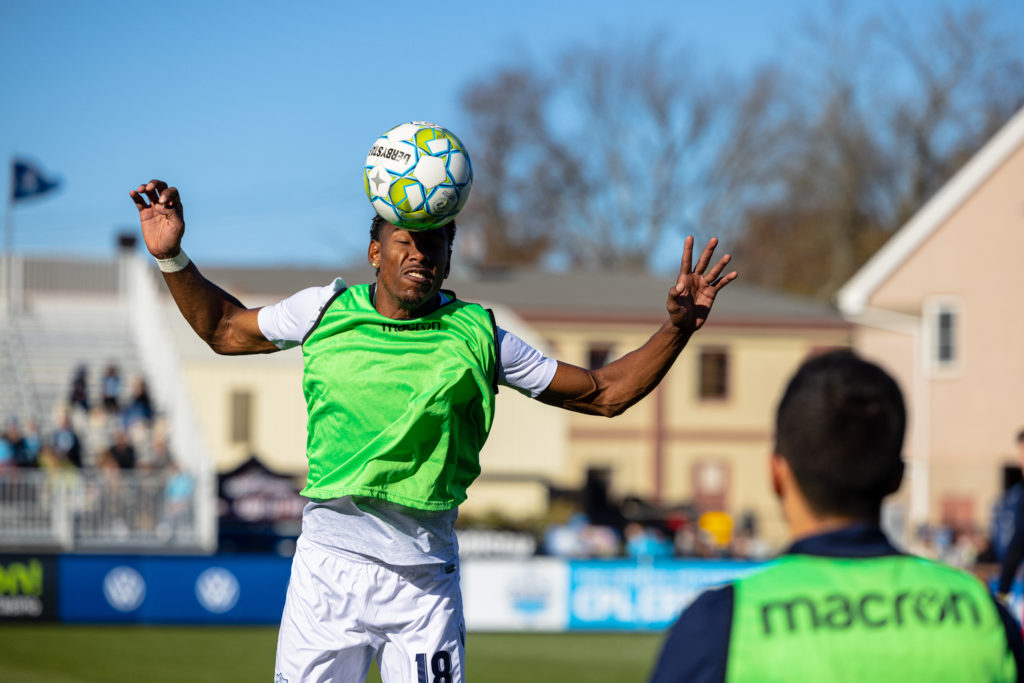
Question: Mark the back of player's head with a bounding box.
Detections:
[369,215,457,247]
[774,349,905,520]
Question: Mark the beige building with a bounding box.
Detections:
[2,239,850,549]
[837,106,1024,535]
[180,263,850,545]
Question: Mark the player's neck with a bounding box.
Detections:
[788,514,865,543]
[779,479,866,542]
[372,284,440,320]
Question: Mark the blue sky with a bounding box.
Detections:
[2,0,1022,269]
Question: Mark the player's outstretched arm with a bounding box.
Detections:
[538,236,736,417]
[129,179,278,355]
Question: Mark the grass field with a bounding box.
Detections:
[0,626,664,682]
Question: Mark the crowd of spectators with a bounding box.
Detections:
[1,362,164,473]
[539,502,773,562]
[0,362,195,543]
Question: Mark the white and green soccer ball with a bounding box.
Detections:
[363,121,473,230]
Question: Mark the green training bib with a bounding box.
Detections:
[727,553,1016,682]
[301,284,497,510]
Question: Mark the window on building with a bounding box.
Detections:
[698,348,729,400]
[588,344,613,370]
[924,298,962,373]
[936,309,955,364]
[230,389,253,444]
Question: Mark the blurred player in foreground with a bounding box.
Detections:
[650,350,1024,683]
[130,179,736,683]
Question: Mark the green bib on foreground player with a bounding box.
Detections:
[301,284,497,510]
[727,553,1016,682]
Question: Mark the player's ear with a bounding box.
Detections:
[368,241,381,271]
[770,453,786,500]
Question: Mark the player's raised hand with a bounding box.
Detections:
[130,179,185,259]
[667,236,737,334]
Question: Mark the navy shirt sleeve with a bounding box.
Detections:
[999,493,1024,594]
[992,596,1024,682]
[649,584,733,683]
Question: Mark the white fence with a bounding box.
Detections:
[0,469,200,552]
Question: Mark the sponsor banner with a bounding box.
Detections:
[58,555,291,624]
[50,553,772,629]
[462,558,569,631]
[568,559,765,631]
[0,554,58,621]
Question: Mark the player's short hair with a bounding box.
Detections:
[774,349,906,520]
[369,215,457,247]
[1016,428,1024,445]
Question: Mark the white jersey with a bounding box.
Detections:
[257,277,558,565]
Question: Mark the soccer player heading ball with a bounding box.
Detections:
[129,121,737,682]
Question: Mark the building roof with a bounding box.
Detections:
[201,263,846,328]
[836,105,1024,316]
[16,253,846,330]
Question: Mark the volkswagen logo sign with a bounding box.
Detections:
[195,567,240,614]
[103,566,146,612]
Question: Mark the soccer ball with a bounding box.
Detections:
[363,121,473,230]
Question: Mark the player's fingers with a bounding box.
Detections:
[692,237,719,276]
[144,184,161,205]
[703,253,732,283]
[710,271,739,292]
[129,188,149,210]
[677,236,695,287]
[158,186,180,207]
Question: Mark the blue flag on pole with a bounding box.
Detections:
[12,159,60,201]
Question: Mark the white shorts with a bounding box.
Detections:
[275,535,465,683]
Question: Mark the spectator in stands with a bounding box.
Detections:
[0,428,13,471]
[624,522,674,560]
[160,459,195,541]
[23,418,41,467]
[108,429,137,470]
[68,364,89,413]
[543,511,621,558]
[2,417,31,468]
[38,444,80,485]
[122,377,154,427]
[146,430,172,470]
[101,364,122,415]
[543,512,592,558]
[52,414,83,468]
[650,351,1024,682]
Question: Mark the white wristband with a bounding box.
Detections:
[155,249,190,273]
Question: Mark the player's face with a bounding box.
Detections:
[370,224,450,319]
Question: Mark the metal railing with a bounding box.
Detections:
[0,468,201,552]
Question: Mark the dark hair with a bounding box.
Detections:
[1017,429,1024,445]
[369,215,457,246]
[774,349,906,520]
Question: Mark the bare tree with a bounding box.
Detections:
[554,37,720,269]
[459,36,721,270]
[457,4,1023,288]
[458,68,569,268]
[712,2,1024,299]
[884,5,1024,226]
